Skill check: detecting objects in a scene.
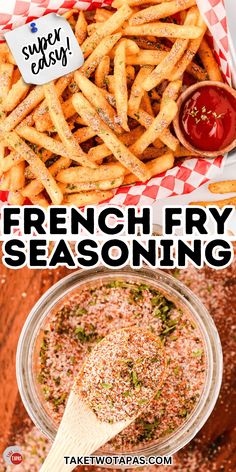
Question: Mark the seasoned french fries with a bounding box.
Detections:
[74,71,122,134]
[142,6,198,90]
[81,33,122,77]
[81,4,132,57]
[44,82,96,168]
[129,66,154,114]
[0,4,229,207]
[4,131,63,204]
[130,99,178,155]
[72,93,151,182]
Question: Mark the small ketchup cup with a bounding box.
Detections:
[173,81,236,157]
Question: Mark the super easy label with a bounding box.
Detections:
[5,13,84,85]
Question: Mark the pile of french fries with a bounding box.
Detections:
[0,0,223,207]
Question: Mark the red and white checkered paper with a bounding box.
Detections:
[0,0,233,206]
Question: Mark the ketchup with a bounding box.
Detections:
[180,85,236,152]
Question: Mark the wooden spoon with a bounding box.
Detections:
[40,327,166,472]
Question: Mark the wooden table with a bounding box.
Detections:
[0,262,235,471]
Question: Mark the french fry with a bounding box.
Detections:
[44,82,96,168]
[161,80,182,104]
[187,62,208,81]
[134,37,168,50]
[62,9,78,19]
[81,4,133,57]
[87,23,99,36]
[189,197,236,208]
[208,181,236,194]
[59,176,124,194]
[81,33,122,78]
[106,75,116,94]
[198,38,223,82]
[62,97,77,120]
[1,146,52,172]
[124,151,174,184]
[30,193,49,208]
[126,65,136,85]
[0,170,11,190]
[74,126,97,143]
[74,71,123,134]
[143,40,189,90]
[4,131,63,204]
[171,16,207,80]
[0,63,14,101]
[21,157,71,198]
[8,161,25,191]
[95,56,110,88]
[126,49,167,65]
[141,91,154,116]
[124,23,201,39]
[2,78,30,112]
[129,0,196,25]
[129,66,154,114]
[140,146,168,161]
[64,190,113,206]
[0,118,7,176]
[95,9,113,22]
[34,73,73,132]
[57,162,126,183]
[112,38,140,56]
[160,129,179,151]
[75,11,87,45]
[128,107,177,150]
[142,7,198,90]
[88,126,144,162]
[0,44,15,65]
[174,146,199,157]
[114,40,129,131]
[0,86,44,135]
[16,125,73,159]
[130,99,178,155]
[72,93,150,181]
[8,190,24,205]
[128,107,156,128]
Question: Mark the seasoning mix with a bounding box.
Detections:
[78,327,166,423]
[36,279,206,452]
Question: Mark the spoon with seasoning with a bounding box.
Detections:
[40,327,166,472]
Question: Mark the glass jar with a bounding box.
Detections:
[16,267,223,462]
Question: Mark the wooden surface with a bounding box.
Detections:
[0,261,236,471]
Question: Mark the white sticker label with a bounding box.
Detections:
[4,13,84,85]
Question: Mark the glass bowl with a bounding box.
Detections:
[16,267,223,463]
